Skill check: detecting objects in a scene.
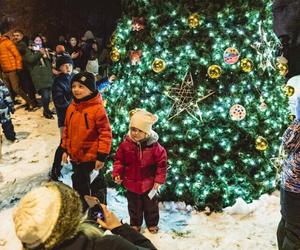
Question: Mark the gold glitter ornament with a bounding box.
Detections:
[283,85,295,97]
[152,58,166,73]
[110,47,120,62]
[277,63,289,76]
[240,58,254,72]
[188,13,200,28]
[255,136,268,151]
[207,65,222,79]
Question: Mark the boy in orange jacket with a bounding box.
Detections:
[61,72,112,210]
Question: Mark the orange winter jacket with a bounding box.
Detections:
[62,92,112,163]
[0,36,22,72]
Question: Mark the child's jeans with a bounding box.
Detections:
[71,161,107,211]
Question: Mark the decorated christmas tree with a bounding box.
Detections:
[105,0,290,211]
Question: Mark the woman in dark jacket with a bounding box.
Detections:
[13,182,157,250]
[24,35,54,118]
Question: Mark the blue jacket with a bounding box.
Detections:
[52,73,73,127]
[0,79,14,123]
[273,0,300,45]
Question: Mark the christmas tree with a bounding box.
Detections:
[105,0,290,211]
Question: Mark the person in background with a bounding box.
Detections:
[277,96,300,249]
[12,29,38,107]
[13,181,157,250]
[49,55,74,181]
[0,25,35,110]
[0,78,16,141]
[66,36,83,71]
[273,0,300,79]
[112,109,167,234]
[24,35,54,119]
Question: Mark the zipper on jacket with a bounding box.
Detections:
[84,113,89,129]
[69,111,74,151]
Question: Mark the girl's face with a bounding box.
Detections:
[69,37,77,47]
[34,36,42,46]
[72,81,92,99]
[130,127,147,142]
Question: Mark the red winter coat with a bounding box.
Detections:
[61,92,112,163]
[112,134,167,194]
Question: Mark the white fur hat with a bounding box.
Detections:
[129,109,158,134]
[13,182,82,249]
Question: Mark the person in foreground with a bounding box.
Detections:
[13,181,157,250]
[277,96,300,250]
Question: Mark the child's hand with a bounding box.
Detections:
[95,160,104,170]
[97,204,122,230]
[153,182,161,190]
[114,175,122,184]
[62,152,69,164]
[108,75,116,83]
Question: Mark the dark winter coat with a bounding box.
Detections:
[273,0,300,45]
[52,73,73,127]
[62,92,112,163]
[66,45,83,70]
[53,224,157,250]
[23,49,53,91]
[113,133,167,194]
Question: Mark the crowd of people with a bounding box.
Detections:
[0,22,168,249]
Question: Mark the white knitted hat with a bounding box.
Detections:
[129,109,158,134]
[13,182,82,249]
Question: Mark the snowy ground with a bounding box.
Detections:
[0,106,280,250]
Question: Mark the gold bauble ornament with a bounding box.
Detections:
[207,65,222,79]
[283,85,295,97]
[110,47,120,62]
[188,13,200,28]
[240,58,254,72]
[255,136,268,151]
[277,63,289,76]
[152,58,166,73]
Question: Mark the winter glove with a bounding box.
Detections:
[296,97,300,120]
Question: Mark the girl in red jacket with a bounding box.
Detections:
[112,109,167,234]
[61,72,112,211]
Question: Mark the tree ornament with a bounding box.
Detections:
[276,62,288,76]
[130,50,142,65]
[110,32,116,47]
[240,58,254,72]
[207,65,222,79]
[283,85,295,97]
[223,47,240,64]
[229,104,246,121]
[110,47,120,62]
[259,96,268,111]
[152,58,166,73]
[132,17,145,31]
[255,136,268,151]
[188,13,200,28]
[165,71,215,121]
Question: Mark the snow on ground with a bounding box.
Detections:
[0,106,280,250]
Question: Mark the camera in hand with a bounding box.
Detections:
[90,204,104,221]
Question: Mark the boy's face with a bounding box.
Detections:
[72,81,92,99]
[59,63,73,75]
[130,127,147,142]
